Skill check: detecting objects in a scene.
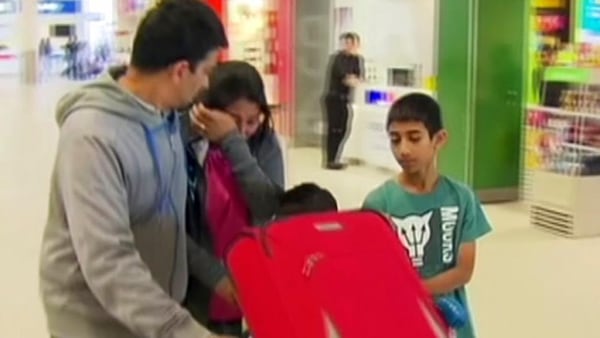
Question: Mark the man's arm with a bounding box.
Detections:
[186,235,228,289]
[357,55,366,80]
[186,236,238,306]
[424,242,476,296]
[58,132,210,338]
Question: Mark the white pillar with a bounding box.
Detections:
[20,0,40,84]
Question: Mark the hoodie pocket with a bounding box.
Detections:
[131,216,178,294]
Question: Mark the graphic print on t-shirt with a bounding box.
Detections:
[391,206,460,268]
[391,212,432,267]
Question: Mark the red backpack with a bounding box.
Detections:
[227,210,454,338]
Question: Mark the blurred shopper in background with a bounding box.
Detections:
[322,32,364,170]
[38,38,52,79]
[62,35,78,79]
[39,0,236,337]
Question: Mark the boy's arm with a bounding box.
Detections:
[425,190,492,296]
[424,242,477,295]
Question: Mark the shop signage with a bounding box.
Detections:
[122,0,150,15]
[534,0,566,9]
[0,0,16,14]
[38,0,81,14]
[365,90,398,106]
[583,0,600,36]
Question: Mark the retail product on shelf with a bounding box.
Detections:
[527,105,600,175]
[525,67,600,237]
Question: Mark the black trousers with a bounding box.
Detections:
[324,94,351,164]
[207,320,243,337]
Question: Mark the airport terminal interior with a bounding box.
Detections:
[2,0,600,337]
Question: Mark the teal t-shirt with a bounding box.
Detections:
[363,176,492,338]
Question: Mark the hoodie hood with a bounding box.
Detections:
[55,67,181,214]
[56,66,165,128]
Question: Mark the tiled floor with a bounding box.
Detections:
[1,80,599,337]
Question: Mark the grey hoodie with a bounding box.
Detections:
[39,70,210,338]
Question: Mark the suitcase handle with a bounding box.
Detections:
[231,227,275,258]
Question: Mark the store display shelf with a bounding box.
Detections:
[544,66,600,84]
[562,143,600,153]
[530,170,600,238]
[527,105,600,120]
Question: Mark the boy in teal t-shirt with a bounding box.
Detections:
[363,93,492,338]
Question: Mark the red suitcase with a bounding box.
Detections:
[226,210,453,338]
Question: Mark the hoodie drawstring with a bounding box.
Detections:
[142,114,181,213]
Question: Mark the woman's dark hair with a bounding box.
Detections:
[203,60,273,142]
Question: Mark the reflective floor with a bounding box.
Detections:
[1,79,599,337]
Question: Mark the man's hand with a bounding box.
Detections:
[343,74,360,87]
[214,276,238,306]
[190,104,238,143]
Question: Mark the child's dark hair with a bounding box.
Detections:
[203,61,273,142]
[386,93,443,137]
[277,183,338,217]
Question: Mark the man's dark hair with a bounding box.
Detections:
[130,0,228,72]
[340,32,360,43]
[386,93,443,137]
[203,61,273,142]
[277,183,338,217]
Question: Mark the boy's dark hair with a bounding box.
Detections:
[386,93,443,137]
[130,0,228,72]
[203,61,273,142]
[277,183,338,217]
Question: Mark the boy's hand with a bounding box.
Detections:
[214,276,238,306]
[190,104,238,143]
[424,242,476,296]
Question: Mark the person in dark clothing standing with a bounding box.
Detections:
[323,32,363,170]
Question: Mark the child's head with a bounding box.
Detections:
[386,93,447,175]
[203,61,273,141]
[277,183,338,217]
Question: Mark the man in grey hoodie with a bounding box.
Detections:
[39,1,233,337]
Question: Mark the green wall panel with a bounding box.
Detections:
[437,0,474,183]
[472,0,527,191]
[437,0,527,200]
